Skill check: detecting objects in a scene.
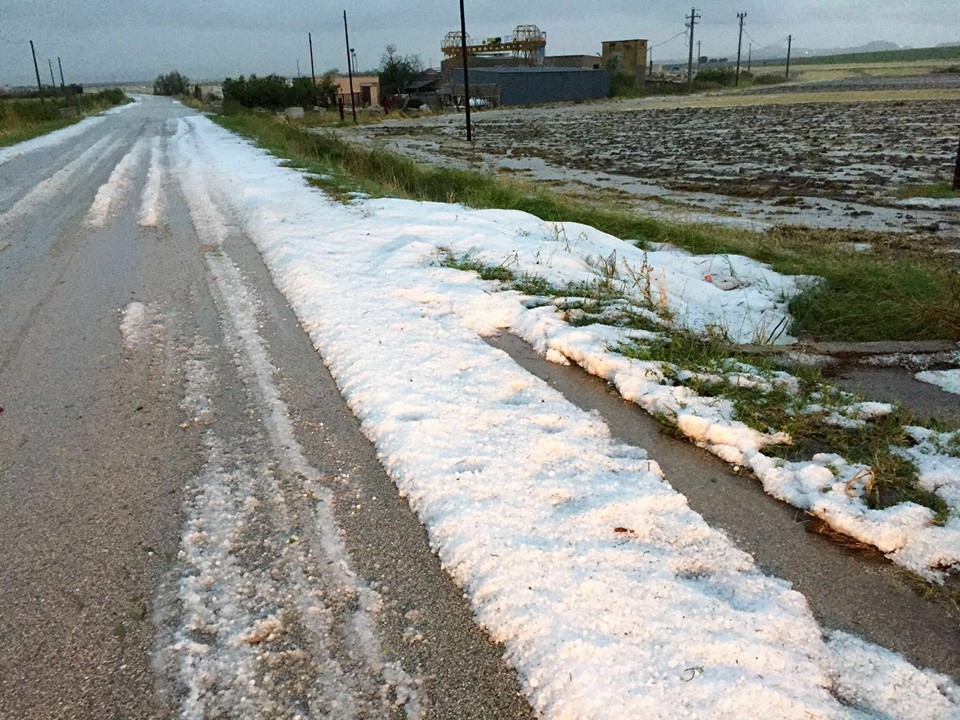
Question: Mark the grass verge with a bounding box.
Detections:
[0,89,130,147]
[213,110,960,342]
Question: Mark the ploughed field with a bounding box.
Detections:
[455,99,959,205]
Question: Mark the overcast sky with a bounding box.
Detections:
[1,1,959,86]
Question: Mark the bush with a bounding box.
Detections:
[694,67,737,85]
[154,71,189,96]
[222,74,338,111]
[610,72,638,97]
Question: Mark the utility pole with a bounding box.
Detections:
[57,56,65,88]
[48,58,56,87]
[29,40,43,98]
[685,7,700,89]
[747,43,752,72]
[785,34,793,79]
[696,40,701,69]
[308,32,316,86]
[735,12,746,86]
[343,10,357,123]
[458,0,472,141]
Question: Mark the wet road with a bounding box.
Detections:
[0,97,532,718]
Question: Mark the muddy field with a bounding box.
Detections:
[340,77,960,239]
[470,99,958,203]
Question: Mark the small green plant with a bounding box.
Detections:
[895,182,960,200]
[437,251,515,283]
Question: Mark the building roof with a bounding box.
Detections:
[469,66,606,74]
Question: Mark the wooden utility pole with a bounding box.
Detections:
[785,34,793,79]
[48,58,56,87]
[343,11,357,123]
[29,40,43,98]
[458,0,472,141]
[696,40,701,70]
[57,56,65,88]
[747,43,752,72]
[735,12,746,86]
[685,7,700,89]
[308,32,316,86]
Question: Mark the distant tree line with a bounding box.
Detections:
[221,74,338,111]
[153,71,189,96]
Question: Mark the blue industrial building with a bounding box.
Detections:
[452,66,609,107]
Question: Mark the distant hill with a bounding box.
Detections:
[752,40,899,62]
[791,43,960,65]
[666,42,960,68]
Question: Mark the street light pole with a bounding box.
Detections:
[343,10,357,123]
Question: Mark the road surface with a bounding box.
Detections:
[0,97,532,719]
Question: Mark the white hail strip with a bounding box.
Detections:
[138,136,165,227]
[171,343,280,720]
[119,301,151,350]
[86,137,147,227]
[172,121,423,718]
[0,135,120,228]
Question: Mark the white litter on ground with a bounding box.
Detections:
[85,137,147,227]
[166,114,960,718]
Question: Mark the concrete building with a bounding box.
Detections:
[601,38,649,83]
[331,74,379,108]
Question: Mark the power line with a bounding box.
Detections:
[743,30,788,53]
[0,34,29,45]
[650,30,687,50]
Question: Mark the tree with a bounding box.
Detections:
[153,71,189,96]
[378,45,423,99]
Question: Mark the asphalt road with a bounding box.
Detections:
[0,97,532,719]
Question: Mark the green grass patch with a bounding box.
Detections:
[0,89,129,147]
[895,182,960,200]
[212,110,960,343]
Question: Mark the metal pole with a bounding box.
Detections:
[309,32,316,86]
[459,0,472,141]
[735,12,746,86]
[30,40,44,98]
[343,11,357,122]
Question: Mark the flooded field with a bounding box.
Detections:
[339,75,960,241]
